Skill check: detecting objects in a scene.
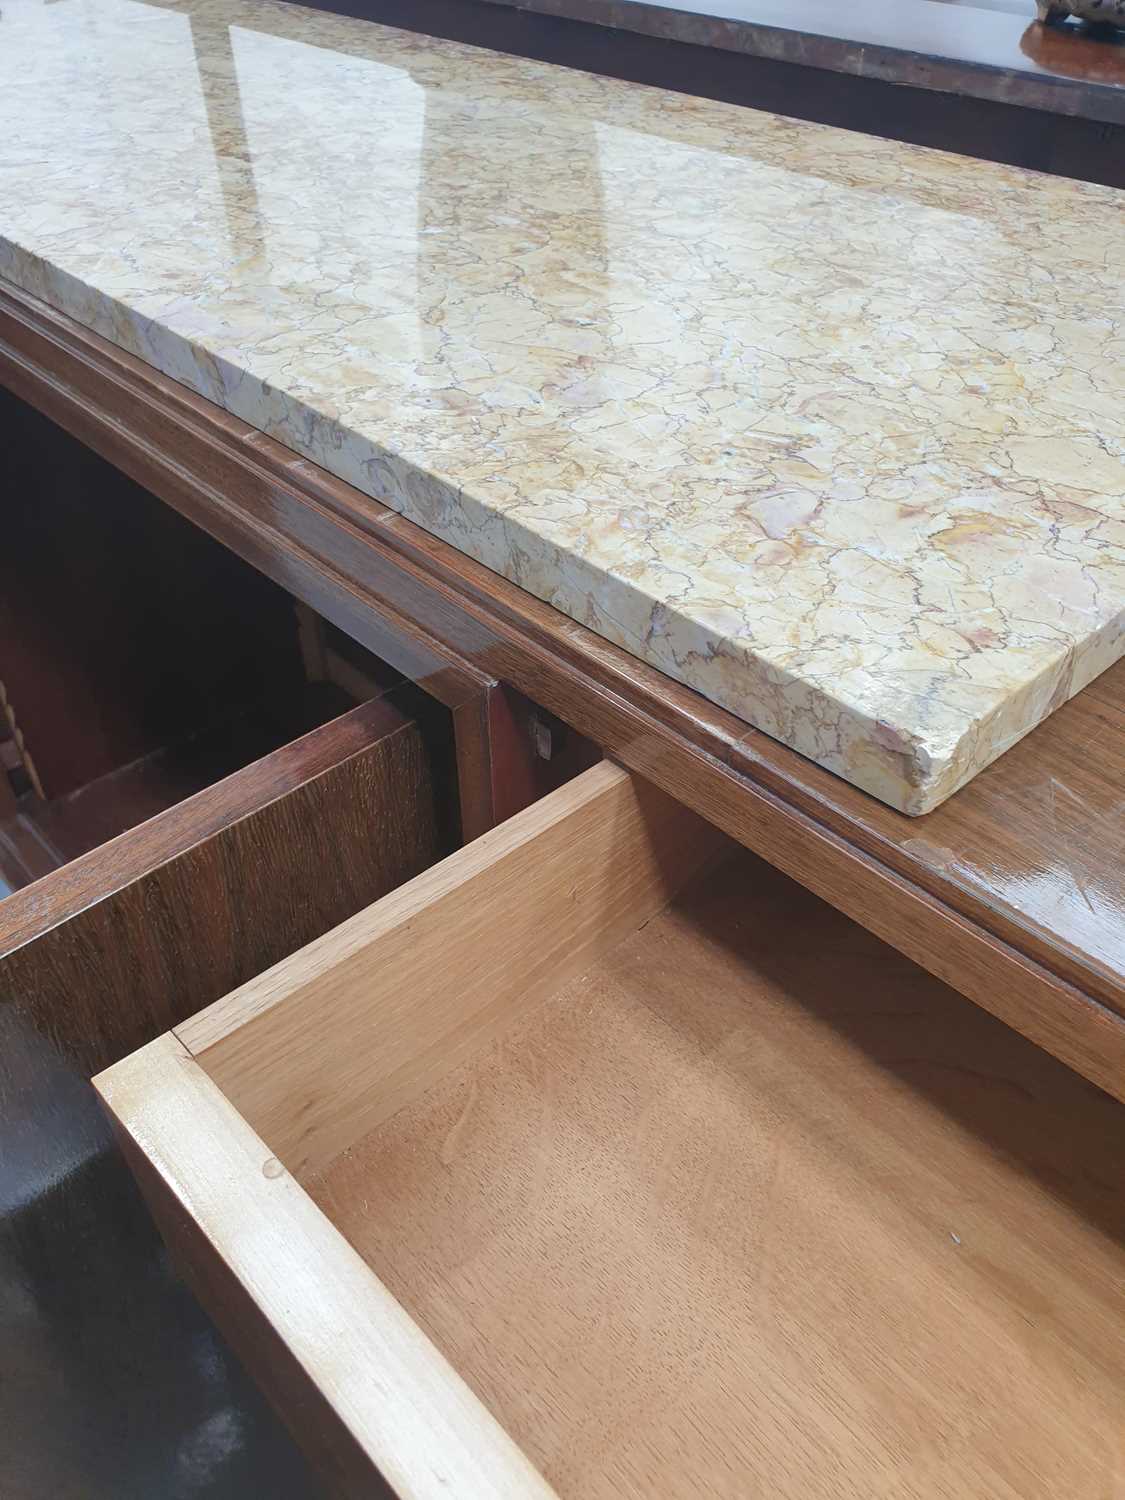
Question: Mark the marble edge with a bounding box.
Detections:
[8,235,1109,819]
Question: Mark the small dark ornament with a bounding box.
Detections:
[1037,0,1125,26]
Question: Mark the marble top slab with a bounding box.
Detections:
[2,0,1124,813]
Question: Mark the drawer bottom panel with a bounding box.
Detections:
[97,763,1125,1500]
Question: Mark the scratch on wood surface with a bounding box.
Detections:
[440,1076,479,1167]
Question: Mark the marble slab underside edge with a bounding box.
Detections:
[2,0,1124,814]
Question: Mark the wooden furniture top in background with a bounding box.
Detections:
[297,0,1125,187]
[468,0,1125,124]
[4,280,1125,1104]
[97,764,1125,1500]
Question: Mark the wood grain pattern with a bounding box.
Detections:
[4,280,1125,1098]
[178,762,727,1179]
[486,684,603,825]
[1,697,439,1078]
[0,697,432,1500]
[0,682,359,898]
[95,1034,558,1500]
[309,847,1125,1500]
[450,690,499,844]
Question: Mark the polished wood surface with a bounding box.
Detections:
[1020,14,1125,81]
[3,280,1124,1099]
[0,695,439,1075]
[310,843,1125,1500]
[0,343,533,850]
[0,682,358,897]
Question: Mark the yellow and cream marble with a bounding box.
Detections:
[2,0,1124,812]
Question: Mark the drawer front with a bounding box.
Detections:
[96,763,1125,1500]
[3,693,440,1098]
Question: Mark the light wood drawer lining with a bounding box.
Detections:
[175,760,726,1180]
[96,763,1125,1500]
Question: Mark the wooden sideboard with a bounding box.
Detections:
[5,275,1125,1498]
[4,279,1124,1101]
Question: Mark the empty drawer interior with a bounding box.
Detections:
[167,763,1125,1500]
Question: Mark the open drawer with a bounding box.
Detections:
[95,763,1125,1500]
[2,693,441,1084]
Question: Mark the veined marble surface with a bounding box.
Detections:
[2,0,1124,813]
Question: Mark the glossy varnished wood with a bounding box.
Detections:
[0,696,439,1076]
[0,683,361,895]
[3,281,1125,1099]
[1,350,548,848]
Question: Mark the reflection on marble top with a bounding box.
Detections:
[2,0,1124,813]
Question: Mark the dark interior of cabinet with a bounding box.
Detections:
[0,385,441,900]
